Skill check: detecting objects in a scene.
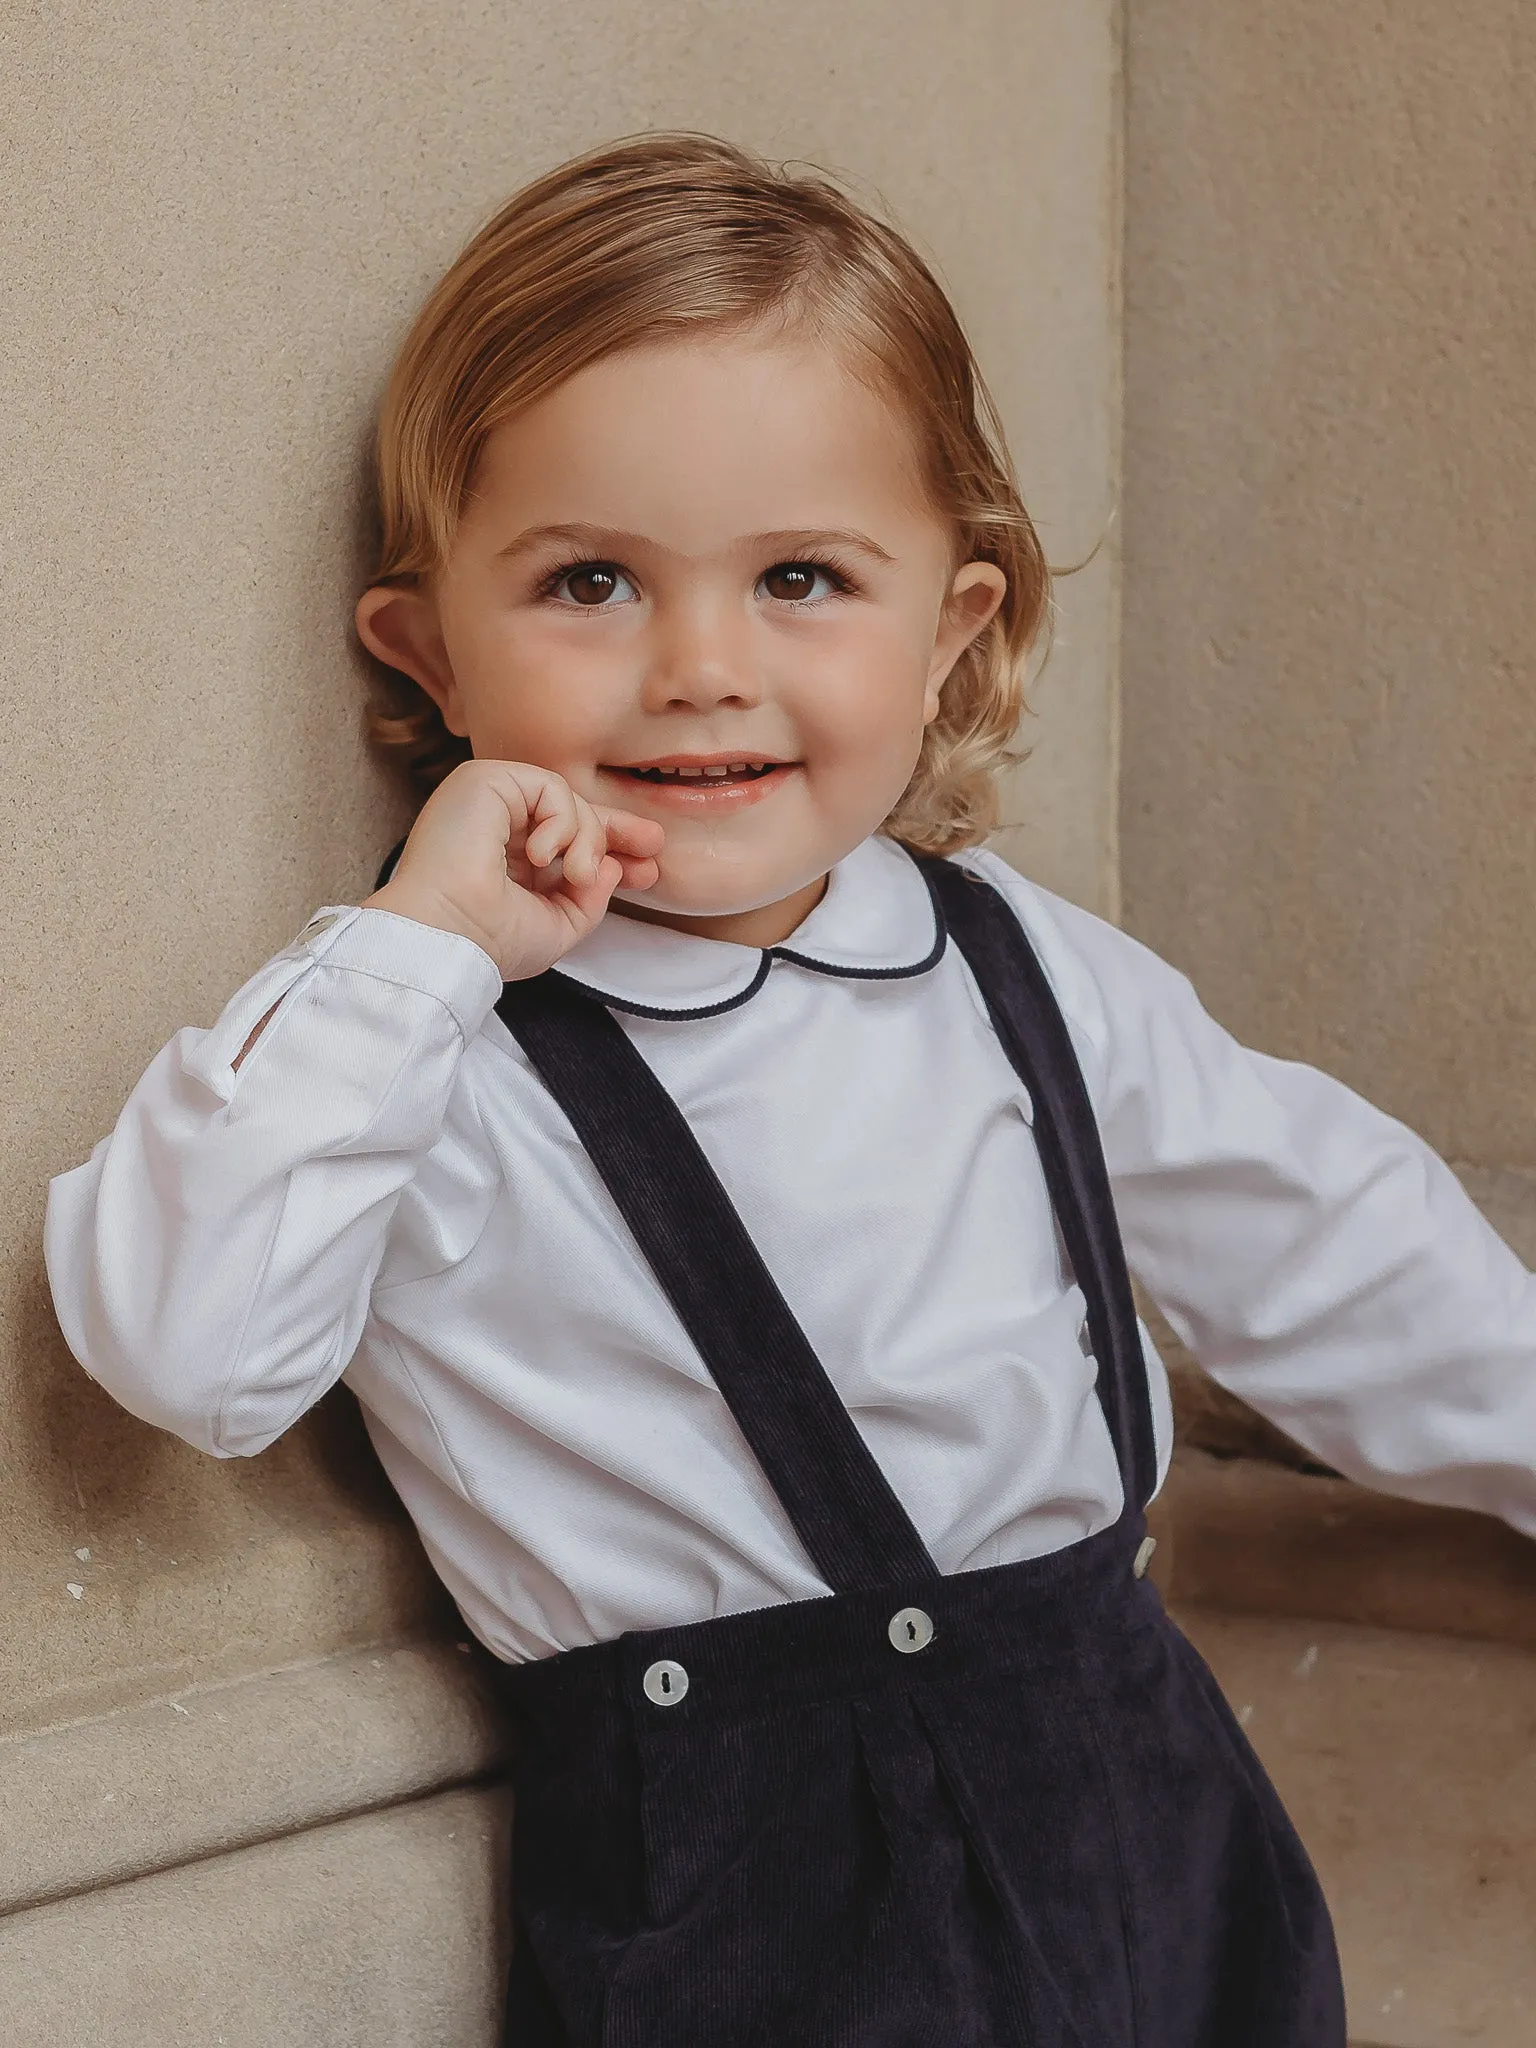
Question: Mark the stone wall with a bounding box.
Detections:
[0,4,1121,2036]
[1123,0,1536,1168]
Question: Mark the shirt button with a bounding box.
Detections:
[299,912,340,942]
[642,1659,689,1706]
[887,1607,934,1654]
[1133,1536,1158,1579]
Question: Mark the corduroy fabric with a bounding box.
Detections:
[490,853,1347,2047]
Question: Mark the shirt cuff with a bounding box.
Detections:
[298,905,505,1043]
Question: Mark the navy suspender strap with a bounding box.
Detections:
[494,966,940,1594]
[493,852,1155,1595]
[917,857,1160,1516]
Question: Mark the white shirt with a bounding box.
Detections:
[44,835,1536,1662]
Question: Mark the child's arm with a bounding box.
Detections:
[969,852,1536,1539]
[45,762,663,1456]
[44,904,503,1455]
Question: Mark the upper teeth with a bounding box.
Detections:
[645,762,756,777]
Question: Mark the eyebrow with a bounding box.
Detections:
[493,522,897,566]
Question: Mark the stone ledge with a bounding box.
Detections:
[1182,1608,1536,2048]
[0,1636,510,1919]
[1163,1446,1536,1651]
[0,1783,513,2048]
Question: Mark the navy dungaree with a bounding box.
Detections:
[488,853,1349,2047]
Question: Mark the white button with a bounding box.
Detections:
[642,1659,689,1706]
[1133,1536,1158,1580]
[299,913,340,942]
[887,1607,934,1654]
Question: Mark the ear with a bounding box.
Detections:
[922,562,1008,723]
[354,582,468,736]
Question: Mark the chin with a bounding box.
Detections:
[614,880,765,920]
[616,857,807,922]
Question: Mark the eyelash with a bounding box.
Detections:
[532,552,861,605]
[768,553,859,603]
[532,555,625,605]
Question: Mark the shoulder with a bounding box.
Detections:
[942,846,1213,1104]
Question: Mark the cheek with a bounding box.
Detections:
[452,616,631,754]
[789,619,934,754]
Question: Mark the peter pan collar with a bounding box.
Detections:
[551,832,946,1020]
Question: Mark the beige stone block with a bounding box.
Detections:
[1183,1609,1536,2048]
[0,1639,509,1917]
[0,1784,513,2048]
[0,1373,452,1738]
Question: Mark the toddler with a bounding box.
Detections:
[46,134,1536,2048]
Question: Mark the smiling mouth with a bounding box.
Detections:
[618,761,784,784]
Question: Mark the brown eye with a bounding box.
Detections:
[564,564,621,606]
[761,561,831,603]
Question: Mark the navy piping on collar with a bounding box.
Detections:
[547,849,951,1021]
[558,950,777,1022]
[373,834,952,1024]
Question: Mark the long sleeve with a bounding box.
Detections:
[983,858,1536,1542]
[44,905,503,1457]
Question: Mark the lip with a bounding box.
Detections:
[600,760,799,812]
[614,751,785,771]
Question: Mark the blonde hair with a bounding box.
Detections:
[364,133,1050,856]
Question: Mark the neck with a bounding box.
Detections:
[609,871,829,949]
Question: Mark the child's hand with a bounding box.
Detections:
[365,760,665,981]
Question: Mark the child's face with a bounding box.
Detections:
[359,331,1004,944]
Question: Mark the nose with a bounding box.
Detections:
[640,589,763,714]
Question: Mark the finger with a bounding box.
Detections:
[612,854,661,891]
[591,806,667,855]
[471,762,559,877]
[470,760,538,840]
[562,795,609,890]
[547,851,626,937]
[523,777,580,868]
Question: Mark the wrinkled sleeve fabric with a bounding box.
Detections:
[965,850,1536,1541]
[44,907,504,1458]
